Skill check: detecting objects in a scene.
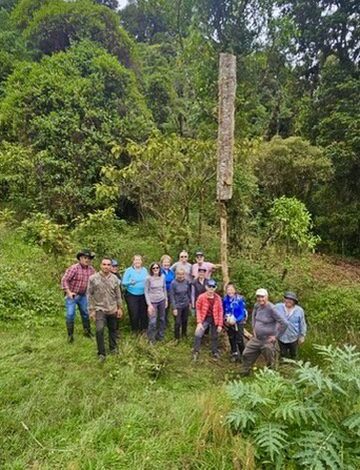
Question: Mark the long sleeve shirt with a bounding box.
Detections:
[192,262,214,279]
[169,279,191,309]
[144,275,167,305]
[252,302,289,339]
[87,272,122,314]
[191,278,207,308]
[170,262,193,281]
[122,266,148,295]
[275,303,307,343]
[61,263,95,295]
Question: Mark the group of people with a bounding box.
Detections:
[61,249,307,373]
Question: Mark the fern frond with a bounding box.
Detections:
[342,413,360,436]
[272,399,322,425]
[294,430,342,470]
[226,408,257,431]
[295,361,339,393]
[253,423,287,462]
[226,380,275,409]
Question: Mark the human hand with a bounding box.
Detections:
[173,309,178,317]
[90,310,96,321]
[66,290,76,299]
[217,326,222,333]
[117,308,123,319]
[148,305,155,316]
[268,335,276,343]
[298,336,305,345]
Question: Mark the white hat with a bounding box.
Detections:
[256,288,268,297]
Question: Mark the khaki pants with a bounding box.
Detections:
[241,337,276,373]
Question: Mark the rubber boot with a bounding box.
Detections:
[82,317,93,338]
[66,320,74,343]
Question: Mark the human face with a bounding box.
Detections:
[198,270,206,280]
[226,285,236,297]
[162,260,170,269]
[110,265,118,274]
[79,255,91,267]
[101,259,112,274]
[196,254,204,263]
[179,252,188,263]
[284,298,296,309]
[152,265,160,276]
[256,295,267,306]
[133,256,142,269]
[176,271,185,281]
[206,285,216,297]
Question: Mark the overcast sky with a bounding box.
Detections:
[118,0,128,9]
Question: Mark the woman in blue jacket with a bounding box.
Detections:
[223,283,247,362]
[275,291,307,359]
[122,255,148,333]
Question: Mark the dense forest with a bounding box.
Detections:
[0,0,359,256]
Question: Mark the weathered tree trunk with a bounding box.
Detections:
[217,53,236,287]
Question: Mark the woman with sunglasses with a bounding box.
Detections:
[145,262,168,343]
[170,250,192,281]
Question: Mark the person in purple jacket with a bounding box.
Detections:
[223,283,247,362]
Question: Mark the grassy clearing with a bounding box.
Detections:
[0,316,246,469]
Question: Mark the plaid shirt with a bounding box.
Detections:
[61,263,95,295]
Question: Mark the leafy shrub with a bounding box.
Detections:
[229,257,284,302]
[72,208,164,268]
[19,212,72,257]
[303,286,360,341]
[226,345,360,469]
[0,266,62,326]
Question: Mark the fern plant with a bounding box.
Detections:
[226,345,360,469]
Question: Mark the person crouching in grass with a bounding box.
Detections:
[192,279,223,361]
[223,283,247,362]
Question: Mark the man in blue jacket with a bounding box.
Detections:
[275,291,307,359]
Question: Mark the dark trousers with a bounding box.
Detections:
[165,303,172,328]
[242,337,276,373]
[226,322,245,355]
[194,316,219,354]
[95,311,118,356]
[278,339,298,359]
[174,306,189,339]
[147,300,166,343]
[125,293,148,332]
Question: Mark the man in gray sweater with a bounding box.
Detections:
[241,288,289,376]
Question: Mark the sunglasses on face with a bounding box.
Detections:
[180,255,188,258]
[152,266,160,270]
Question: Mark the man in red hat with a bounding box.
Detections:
[61,249,96,342]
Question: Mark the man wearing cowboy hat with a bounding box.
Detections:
[61,249,96,342]
[275,291,307,359]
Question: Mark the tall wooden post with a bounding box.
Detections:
[217,53,236,287]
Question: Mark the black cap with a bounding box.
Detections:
[195,251,204,257]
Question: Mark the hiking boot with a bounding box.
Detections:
[212,352,220,360]
[231,352,240,363]
[82,318,93,338]
[192,351,199,362]
[66,321,74,343]
[98,354,106,363]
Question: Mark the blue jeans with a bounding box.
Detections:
[65,294,89,322]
